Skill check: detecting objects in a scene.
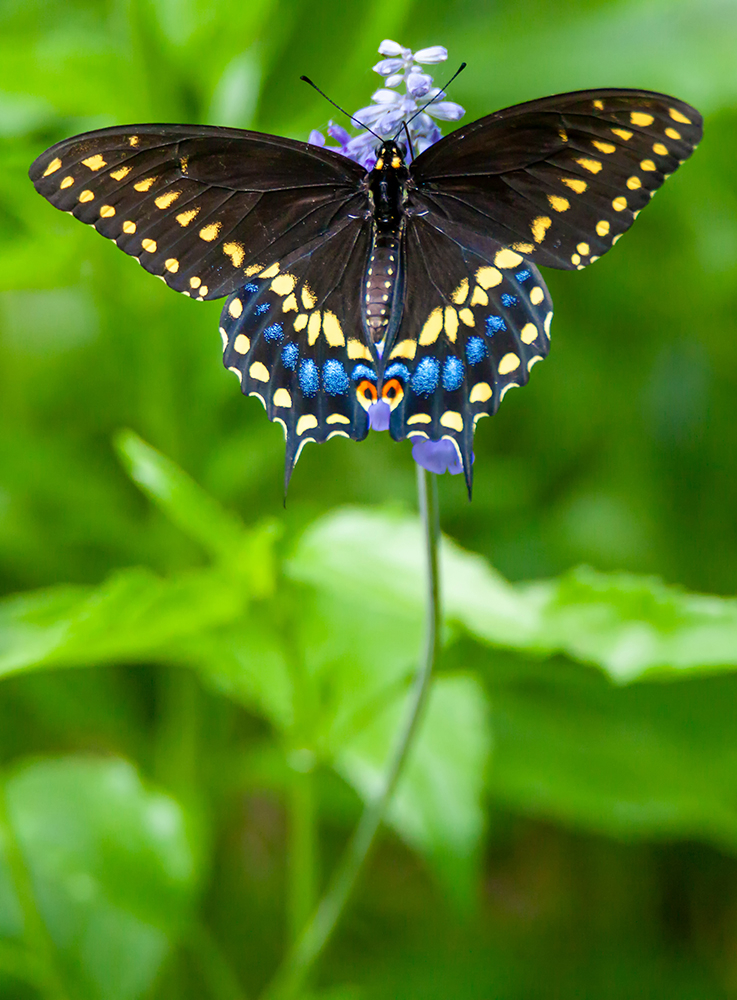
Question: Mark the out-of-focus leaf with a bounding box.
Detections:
[0,756,198,1000]
[335,675,491,905]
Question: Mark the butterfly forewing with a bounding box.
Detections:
[411,90,702,270]
[30,125,366,300]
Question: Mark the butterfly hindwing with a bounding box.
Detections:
[220,218,374,482]
[411,89,702,271]
[30,125,366,300]
[384,217,552,490]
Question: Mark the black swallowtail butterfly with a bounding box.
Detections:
[29,89,702,494]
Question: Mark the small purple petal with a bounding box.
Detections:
[373,58,404,76]
[425,101,465,121]
[384,73,404,88]
[308,130,325,146]
[327,123,351,145]
[411,437,467,475]
[371,88,402,104]
[378,39,405,57]
[406,72,432,97]
[413,45,448,64]
[368,400,391,431]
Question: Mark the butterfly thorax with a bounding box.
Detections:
[364,141,408,343]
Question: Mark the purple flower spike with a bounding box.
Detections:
[308,130,325,146]
[413,45,449,64]
[411,437,469,475]
[368,400,391,431]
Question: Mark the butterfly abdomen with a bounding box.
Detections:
[363,230,403,341]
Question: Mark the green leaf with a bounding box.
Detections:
[335,675,491,905]
[0,756,198,1000]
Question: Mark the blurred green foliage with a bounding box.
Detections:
[2,0,737,996]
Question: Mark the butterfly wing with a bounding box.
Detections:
[385,216,552,494]
[220,214,375,485]
[29,124,367,299]
[410,89,702,270]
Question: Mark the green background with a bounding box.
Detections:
[2,0,737,996]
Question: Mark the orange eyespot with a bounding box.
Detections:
[356,379,378,410]
[381,378,404,409]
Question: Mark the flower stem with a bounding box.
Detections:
[261,465,441,1000]
[0,774,71,1000]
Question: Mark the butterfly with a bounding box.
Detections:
[29,89,702,494]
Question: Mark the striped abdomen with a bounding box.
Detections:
[363,229,402,342]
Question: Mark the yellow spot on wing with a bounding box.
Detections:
[630,112,654,126]
[322,311,345,347]
[271,273,297,296]
[494,249,523,269]
[274,388,292,408]
[531,216,552,243]
[134,176,157,192]
[596,219,610,236]
[593,99,604,110]
[261,263,280,278]
[60,176,74,189]
[470,286,488,307]
[294,314,308,332]
[301,285,317,309]
[110,166,131,181]
[576,158,602,174]
[82,154,106,171]
[234,334,249,354]
[458,308,474,326]
[640,159,656,171]
[176,208,199,227]
[440,411,463,431]
[626,176,642,190]
[297,414,318,435]
[451,278,469,304]
[577,243,590,256]
[283,293,298,311]
[544,312,553,336]
[498,353,520,375]
[612,233,623,245]
[249,362,270,382]
[476,266,502,289]
[529,286,544,305]
[122,220,136,234]
[199,222,221,241]
[653,143,668,156]
[99,205,115,218]
[141,238,157,252]
[611,128,632,140]
[229,298,243,319]
[190,277,201,289]
[665,127,681,140]
[165,257,179,273]
[520,323,537,344]
[512,242,535,253]
[571,253,581,265]
[469,382,492,403]
[444,307,459,342]
[669,107,691,124]
[419,307,443,345]
[199,286,208,297]
[561,177,587,193]
[129,136,139,146]
[592,140,615,154]
[612,196,627,211]
[388,339,417,360]
[223,242,245,267]
[327,413,351,424]
[408,413,431,425]
[78,190,94,203]
[307,312,321,346]
[547,195,569,212]
[155,190,181,209]
[245,264,262,276]
[42,157,62,177]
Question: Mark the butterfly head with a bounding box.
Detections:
[372,140,405,174]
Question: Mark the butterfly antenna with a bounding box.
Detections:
[300,76,383,142]
[396,62,467,138]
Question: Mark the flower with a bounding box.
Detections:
[310,41,470,476]
[309,39,464,168]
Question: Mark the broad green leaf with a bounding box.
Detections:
[0,756,198,1000]
[335,675,491,905]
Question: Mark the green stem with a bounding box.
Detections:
[261,465,441,1000]
[188,921,249,1000]
[0,776,72,1000]
[287,757,317,947]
